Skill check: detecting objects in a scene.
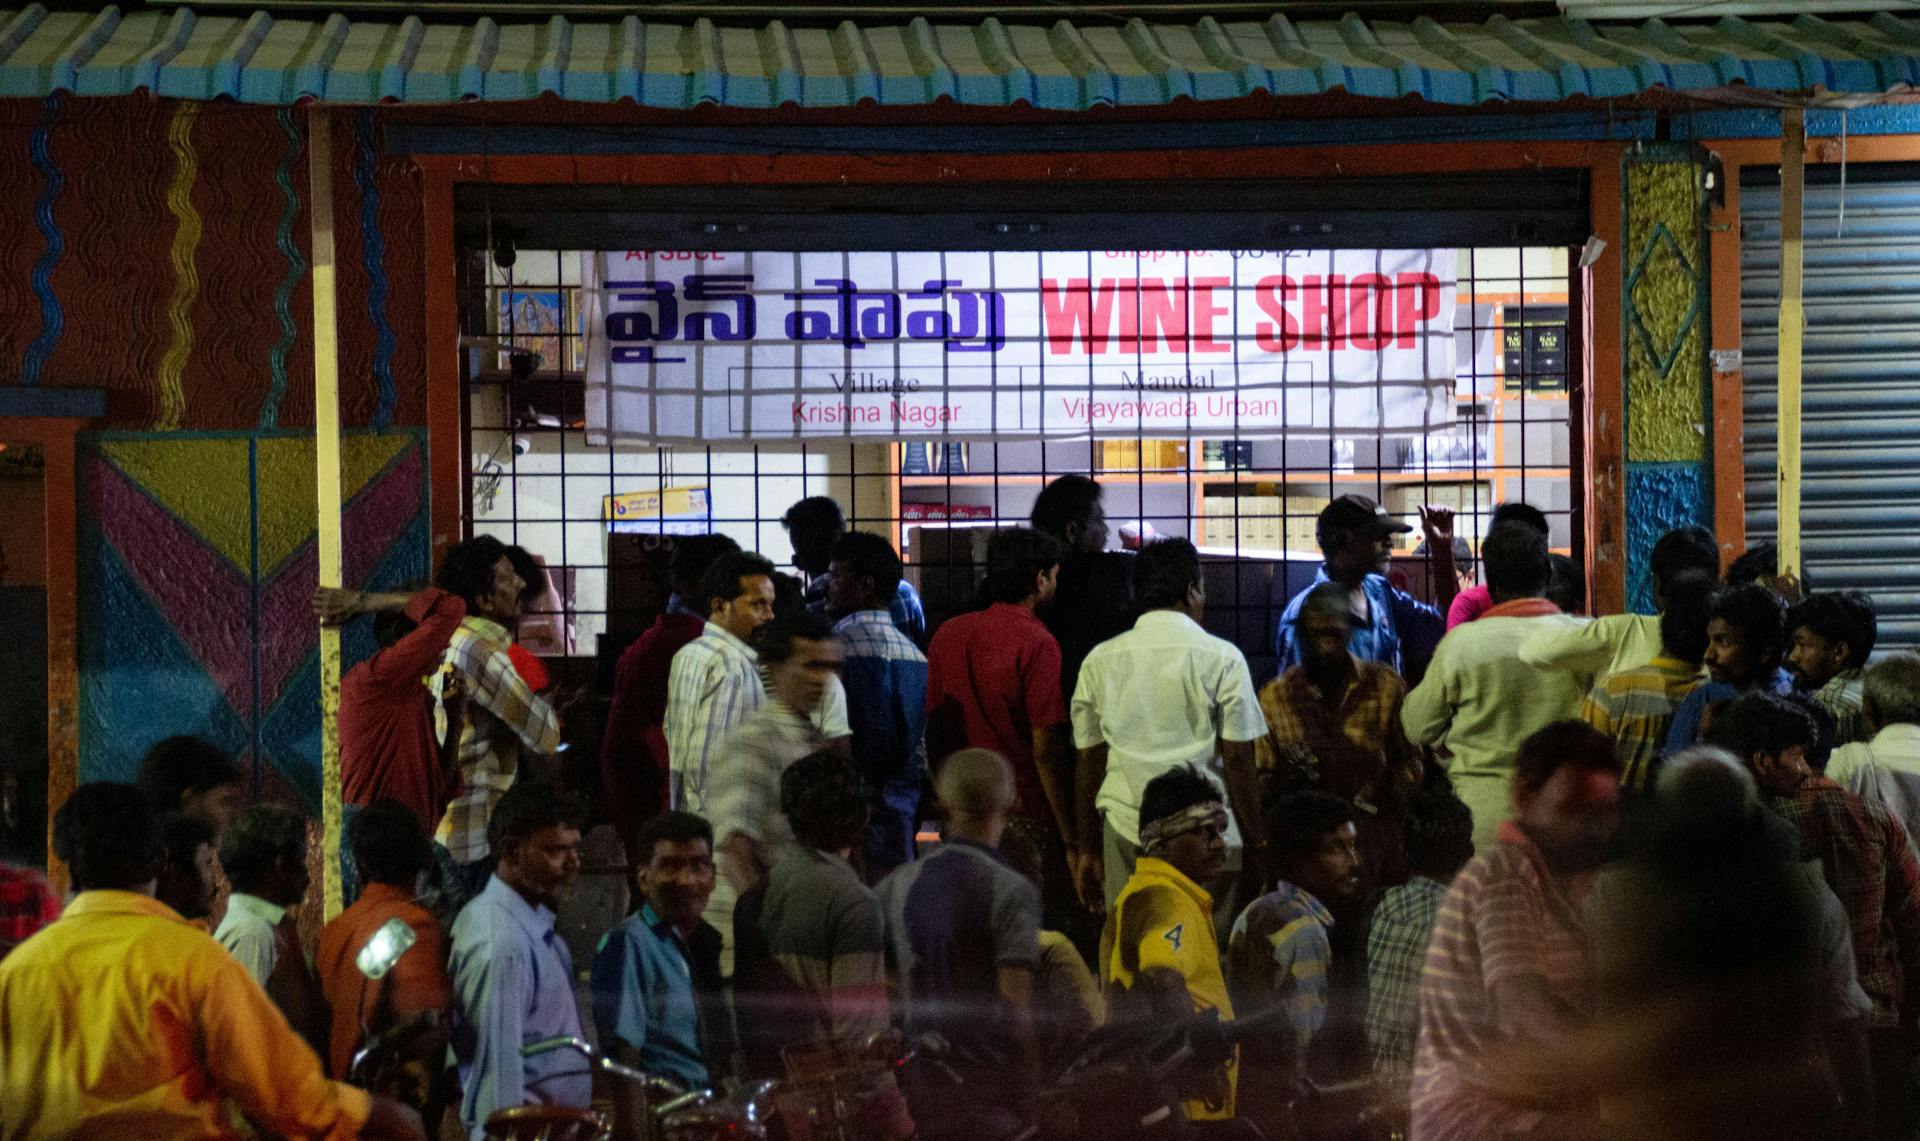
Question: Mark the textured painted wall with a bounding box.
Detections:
[0,96,432,808]
[0,96,426,430]
[78,432,427,811]
[1624,155,1709,465]
[1625,463,1709,615]
[1622,149,1713,613]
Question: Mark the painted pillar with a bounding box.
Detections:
[1621,146,1714,612]
[1775,109,1806,580]
[309,109,345,920]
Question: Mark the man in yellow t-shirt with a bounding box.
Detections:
[0,783,425,1141]
[1101,765,1237,1121]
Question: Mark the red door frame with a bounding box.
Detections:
[0,416,86,885]
[413,140,1632,612]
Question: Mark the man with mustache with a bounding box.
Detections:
[591,810,727,1141]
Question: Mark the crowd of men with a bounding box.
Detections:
[3,476,1918,1141]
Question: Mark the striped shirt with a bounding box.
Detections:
[435,616,561,863]
[665,623,765,814]
[1578,655,1702,790]
[1412,823,1590,1141]
[1227,882,1333,1071]
[702,699,827,972]
[1365,875,1448,1090]
[1817,669,1868,749]
[1772,775,1920,1028]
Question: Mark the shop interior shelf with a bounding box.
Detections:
[899,467,1569,488]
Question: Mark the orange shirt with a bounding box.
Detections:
[0,890,369,1139]
[315,882,454,1079]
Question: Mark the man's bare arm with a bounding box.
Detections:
[1033,724,1077,846]
[1075,744,1109,909]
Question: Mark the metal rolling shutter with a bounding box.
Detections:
[1742,166,1920,650]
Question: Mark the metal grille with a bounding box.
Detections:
[1743,166,1920,650]
[464,245,1576,676]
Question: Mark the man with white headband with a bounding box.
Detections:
[1100,765,1239,1125]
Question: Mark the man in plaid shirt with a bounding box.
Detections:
[432,537,562,898]
[1365,789,1473,1105]
[1261,581,1421,887]
[825,531,929,876]
[1788,591,1878,750]
[1710,691,1920,1140]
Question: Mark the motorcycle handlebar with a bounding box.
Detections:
[518,1036,686,1096]
[1216,1003,1304,1046]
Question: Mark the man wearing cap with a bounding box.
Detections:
[1277,495,1457,683]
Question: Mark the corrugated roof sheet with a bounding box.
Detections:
[1,5,1917,109]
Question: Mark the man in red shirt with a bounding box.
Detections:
[926,528,1078,919]
[0,861,59,961]
[317,586,466,831]
[602,534,741,850]
[317,584,467,908]
[317,801,453,1090]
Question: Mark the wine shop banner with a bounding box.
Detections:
[584,249,1457,444]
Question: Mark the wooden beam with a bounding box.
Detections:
[411,139,1628,187]
[1709,160,1746,570]
[1776,108,1806,582]
[1588,153,1628,615]
[422,166,463,564]
[308,108,345,920]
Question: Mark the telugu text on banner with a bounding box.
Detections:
[583,249,1458,444]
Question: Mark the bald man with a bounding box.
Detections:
[877,750,1040,1139]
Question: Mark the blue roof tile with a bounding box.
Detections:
[2,6,1917,109]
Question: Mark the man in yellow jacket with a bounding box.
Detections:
[1101,764,1238,1122]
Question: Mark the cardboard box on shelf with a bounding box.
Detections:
[1099,439,1189,472]
[1383,482,1490,550]
[908,524,997,625]
[1277,493,1328,555]
[900,502,995,523]
[1201,497,1231,549]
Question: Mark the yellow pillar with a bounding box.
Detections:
[308,108,345,920]
[1776,107,1806,580]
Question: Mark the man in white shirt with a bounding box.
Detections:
[1404,522,1585,848]
[666,552,777,812]
[1828,652,1920,848]
[1071,538,1267,915]
[704,613,843,972]
[214,804,323,1053]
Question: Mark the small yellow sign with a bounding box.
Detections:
[602,485,710,522]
